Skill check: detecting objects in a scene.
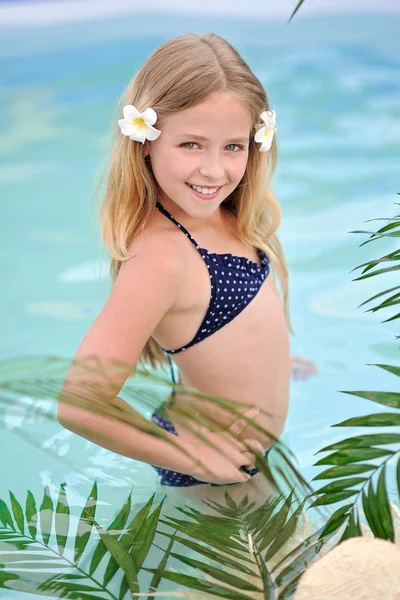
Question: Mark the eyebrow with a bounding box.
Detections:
[177,134,249,144]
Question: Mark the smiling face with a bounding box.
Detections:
[144,92,252,220]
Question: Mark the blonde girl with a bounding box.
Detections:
[58,32,317,492]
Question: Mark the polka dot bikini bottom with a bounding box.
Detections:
[149,410,272,487]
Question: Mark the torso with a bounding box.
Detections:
[147,202,291,447]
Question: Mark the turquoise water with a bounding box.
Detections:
[1,9,399,598]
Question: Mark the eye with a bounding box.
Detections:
[226,144,244,152]
[181,142,199,150]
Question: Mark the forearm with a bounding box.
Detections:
[57,395,199,475]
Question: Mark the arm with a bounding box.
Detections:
[57,233,198,474]
[58,390,200,474]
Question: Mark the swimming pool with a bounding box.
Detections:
[1,6,399,598]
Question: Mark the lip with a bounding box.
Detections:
[186,182,222,201]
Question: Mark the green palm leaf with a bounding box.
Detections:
[314,447,394,466]
[26,491,38,540]
[376,466,395,541]
[88,490,132,576]
[1,486,149,599]
[0,567,19,589]
[0,499,15,531]
[333,413,400,427]
[373,364,400,378]
[340,509,362,541]
[156,531,258,576]
[39,486,53,546]
[318,433,400,451]
[310,201,400,545]
[9,492,24,535]
[264,500,307,562]
[151,489,326,599]
[93,519,139,595]
[142,569,255,600]
[160,550,263,592]
[335,390,400,410]
[55,484,70,556]
[147,532,177,597]
[102,492,155,587]
[119,496,166,600]
[74,481,97,566]
[313,463,376,480]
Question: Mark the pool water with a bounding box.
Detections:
[1,7,399,599]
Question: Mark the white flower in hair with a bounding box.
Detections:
[254,110,277,152]
[118,105,161,143]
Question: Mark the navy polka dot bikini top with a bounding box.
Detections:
[155,201,270,355]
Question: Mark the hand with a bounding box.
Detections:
[189,407,265,485]
[291,355,318,381]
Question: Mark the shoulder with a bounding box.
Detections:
[117,208,188,289]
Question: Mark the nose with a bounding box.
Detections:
[198,150,226,183]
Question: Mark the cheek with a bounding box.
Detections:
[231,156,249,181]
[155,149,191,180]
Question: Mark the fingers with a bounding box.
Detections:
[241,450,257,469]
[243,439,265,456]
[228,406,259,437]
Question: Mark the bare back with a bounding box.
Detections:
[146,202,291,446]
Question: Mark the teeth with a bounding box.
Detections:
[189,184,219,195]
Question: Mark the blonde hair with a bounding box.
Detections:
[94,32,295,371]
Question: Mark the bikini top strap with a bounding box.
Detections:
[155,201,201,251]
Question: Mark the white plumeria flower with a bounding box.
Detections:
[254,109,277,152]
[118,105,161,144]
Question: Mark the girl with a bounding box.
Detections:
[58,33,317,492]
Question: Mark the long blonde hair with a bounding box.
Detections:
[94,32,295,371]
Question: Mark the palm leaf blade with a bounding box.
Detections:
[103,492,155,587]
[74,481,97,566]
[39,486,53,546]
[9,492,24,535]
[0,500,15,530]
[313,477,366,495]
[147,533,177,598]
[25,491,38,540]
[311,490,358,507]
[157,531,258,575]
[314,447,393,466]
[93,519,139,594]
[340,510,362,541]
[333,412,400,427]
[264,500,306,562]
[55,485,70,556]
[88,490,131,576]
[142,569,257,600]
[167,550,263,592]
[318,433,400,452]
[338,390,400,410]
[313,463,376,480]
[376,465,395,541]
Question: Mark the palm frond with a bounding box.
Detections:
[310,200,400,542]
[146,489,329,599]
[0,485,170,599]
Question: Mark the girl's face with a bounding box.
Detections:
[145,92,252,219]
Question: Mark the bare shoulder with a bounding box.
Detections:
[124,208,186,274]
